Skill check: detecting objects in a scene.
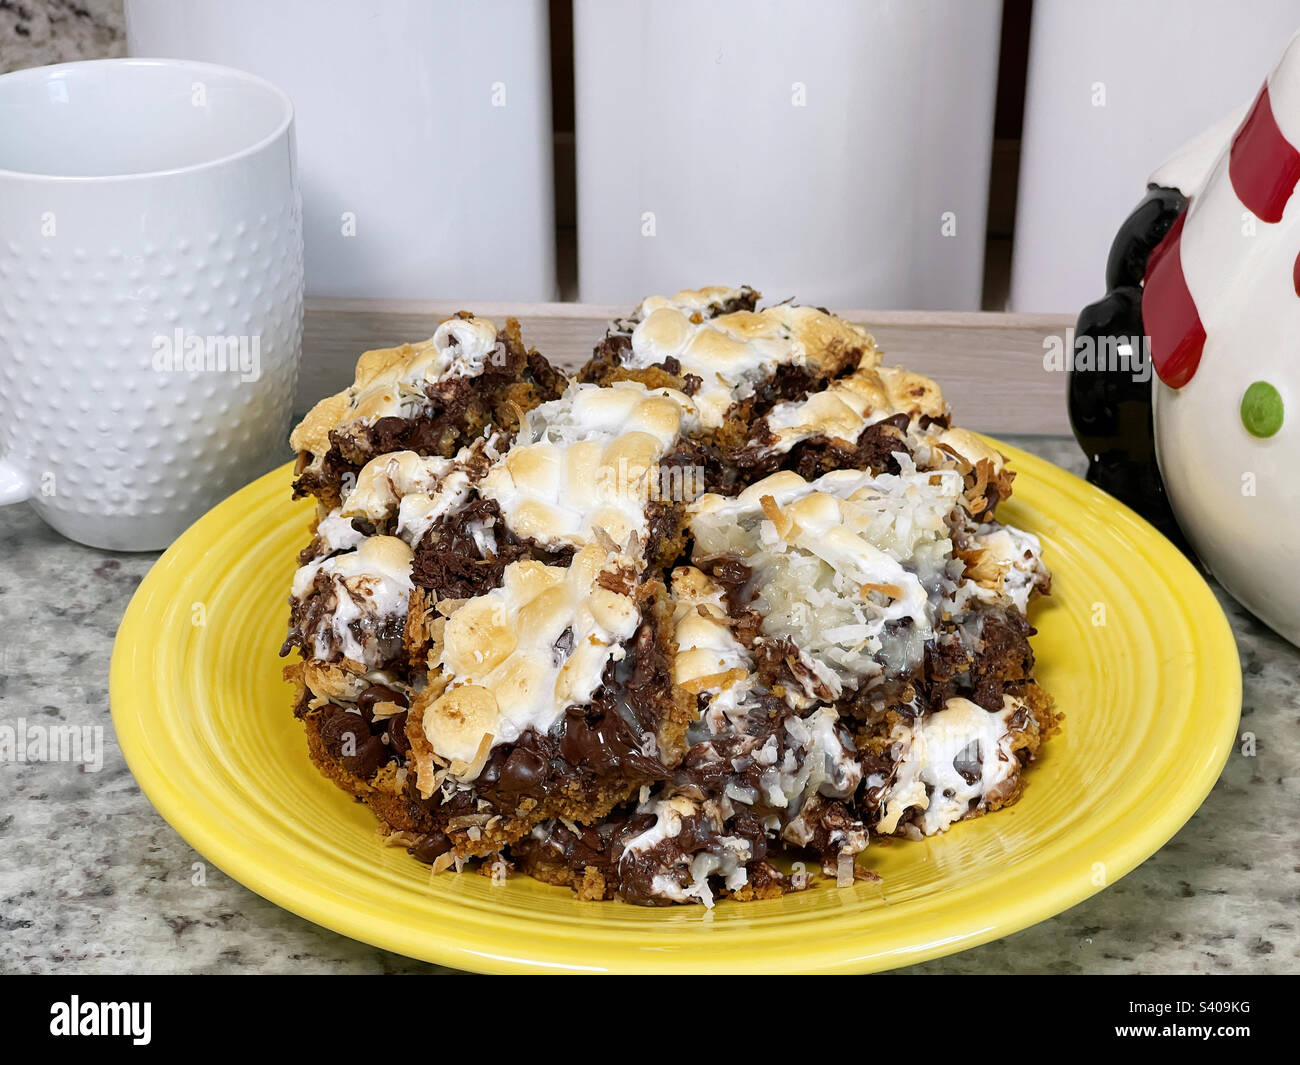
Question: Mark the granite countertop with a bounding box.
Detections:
[0,434,1295,974]
[0,0,124,74]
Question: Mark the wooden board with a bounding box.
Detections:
[301,299,1077,435]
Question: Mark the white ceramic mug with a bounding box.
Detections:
[0,58,303,551]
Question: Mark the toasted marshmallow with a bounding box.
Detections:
[764,363,946,452]
[636,285,753,319]
[669,566,757,733]
[423,543,642,766]
[289,314,500,468]
[341,449,475,546]
[622,303,876,427]
[290,535,414,667]
[480,381,696,555]
[875,695,1024,836]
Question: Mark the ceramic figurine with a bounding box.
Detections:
[1076,32,1300,647]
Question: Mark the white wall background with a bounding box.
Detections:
[126,0,557,302]
[18,0,1300,314]
[1011,0,1300,313]
[574,0,1002,310]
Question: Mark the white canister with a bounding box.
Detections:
[0,58,303,551]
[1011,0,1300,313]
[125,0,557,301]
[572,0,1002,309]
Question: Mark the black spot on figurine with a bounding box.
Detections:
[1070,185,1191,552]
[1105,185,1187,291]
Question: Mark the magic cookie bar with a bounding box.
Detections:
[279,293,1059,905]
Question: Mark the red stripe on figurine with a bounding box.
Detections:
[1142,211,1205,389]
[1230,83,1300,224]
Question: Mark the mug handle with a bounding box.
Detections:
[0,458,29,505]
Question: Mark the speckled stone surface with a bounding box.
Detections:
[0,435,1295,974]
[0,0,124,75]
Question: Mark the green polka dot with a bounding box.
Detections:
[1241,380,1284,438]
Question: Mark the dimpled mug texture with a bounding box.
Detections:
[0,212,303,548]
[0,59,303,550]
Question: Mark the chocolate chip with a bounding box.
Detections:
[560,703,662,778]
[387,710,411,756]
[497,747,548,793]
[409,831,453,864]
[358,684,410,717]
[317,706,390,780]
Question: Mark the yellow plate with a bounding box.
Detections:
[110,441,1241,973]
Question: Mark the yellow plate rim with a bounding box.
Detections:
[109,439,1242,973]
